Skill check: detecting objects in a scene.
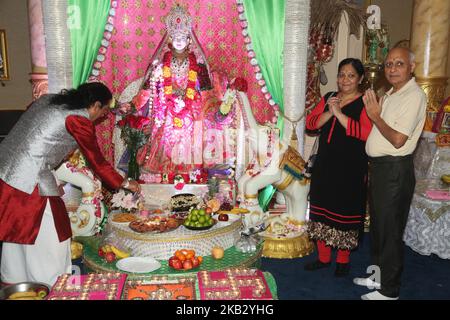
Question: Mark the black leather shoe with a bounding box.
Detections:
[334,263,350,277]
[304,260,331,271]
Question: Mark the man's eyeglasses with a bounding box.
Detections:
[384,61,406,69]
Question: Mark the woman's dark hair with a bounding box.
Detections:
[338,58,365,78]
[50,82,112,110]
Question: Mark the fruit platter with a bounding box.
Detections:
[183,208,216,230]
[168,249,203,271]
[129,216,181,233]
[98,243,131,263]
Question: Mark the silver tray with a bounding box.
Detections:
[0,282,50,300]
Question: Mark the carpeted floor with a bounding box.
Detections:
[260,235,450,300]
[2,236,449,300]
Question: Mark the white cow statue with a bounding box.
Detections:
[236,90,310,231]
[54,150,106,236]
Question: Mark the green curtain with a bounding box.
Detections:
[68,0,110,87]
[243,0,285,211]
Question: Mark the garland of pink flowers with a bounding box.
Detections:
[235,0,280,125]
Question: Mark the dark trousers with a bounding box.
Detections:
[369,155,415,298]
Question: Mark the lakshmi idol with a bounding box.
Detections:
[127,5,212,179]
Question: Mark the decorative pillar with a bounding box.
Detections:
[410,0,450,131]
[41,0,73,93]
[283,0,310,154]
[27,0,48,100]
[262,0,314,259]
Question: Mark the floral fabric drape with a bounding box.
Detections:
[93,0,276,163]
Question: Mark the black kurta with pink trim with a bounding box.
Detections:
[306,93,371,248]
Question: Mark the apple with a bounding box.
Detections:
[218,213,229,222]
[183,260,193,270]
[105,252,116,263]
[98,248,105,257]
[172,259,183,270]
[191,257,200,268]
[168,256,179,268]
[205,207,213,215]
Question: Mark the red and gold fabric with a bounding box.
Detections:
[0,115,124,244]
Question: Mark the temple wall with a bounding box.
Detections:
[0,0,32,110]
[369,0,414,47]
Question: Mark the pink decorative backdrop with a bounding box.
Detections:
[93,0,275,163]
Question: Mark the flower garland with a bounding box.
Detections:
[162,51,199,128]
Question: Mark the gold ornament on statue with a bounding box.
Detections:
[262,233,314,259]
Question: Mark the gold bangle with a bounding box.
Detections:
[244,193,258,199]
[273,174,294,191]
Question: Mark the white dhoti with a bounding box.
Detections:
[0,200,72,287]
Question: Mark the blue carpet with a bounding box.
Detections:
[260,235,450,300]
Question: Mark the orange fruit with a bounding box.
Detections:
[207,199,221,212]
[197,256,203,263]
[187,249,195,256]
[185,252,194,260]
[175,252,186,261]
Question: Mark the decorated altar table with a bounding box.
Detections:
[74,235,276,300]
[81,235,263,275]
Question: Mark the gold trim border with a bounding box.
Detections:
[272,174,294,191]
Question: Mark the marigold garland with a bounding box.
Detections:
[162,51,198,111]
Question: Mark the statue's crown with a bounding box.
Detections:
[165,5,192,38]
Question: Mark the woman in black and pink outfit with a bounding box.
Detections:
[305,58,372,277]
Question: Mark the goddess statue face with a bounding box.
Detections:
[172,34,189,52]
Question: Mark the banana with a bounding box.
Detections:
[8,291,38,299]
[230,208,250,214]
[102,245,112,253]
[110,246,130,259]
